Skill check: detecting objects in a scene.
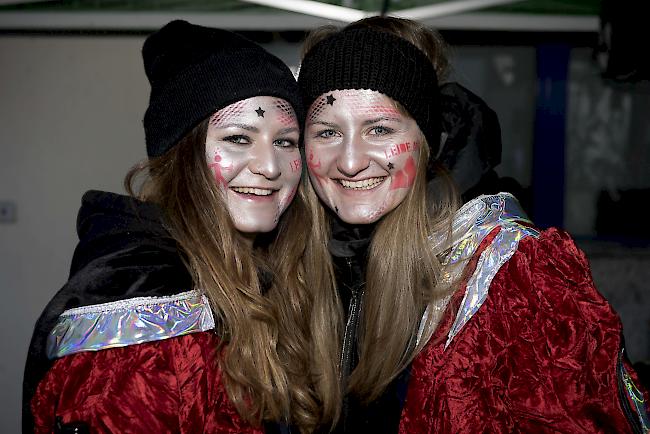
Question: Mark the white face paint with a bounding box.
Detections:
[304,89,421,224]
[205,96,302,234]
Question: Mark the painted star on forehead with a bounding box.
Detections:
[255,107,265,117]
[325,94,336,105]
[387,162,395,170]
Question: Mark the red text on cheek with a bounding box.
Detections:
[289,159,302,173]
[390,156,417,190]
[384,141,419,159]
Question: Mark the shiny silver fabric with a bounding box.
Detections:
[417,193,538,348]
[47,290,215,359]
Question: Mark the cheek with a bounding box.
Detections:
[276,149,303,176]
[390,155,418,190]
[206,147,247,186]
[381,140,421,161]
[289,156,302,173]
[379,140,420,191]
[279,183,300,212]
[305,143,336,176]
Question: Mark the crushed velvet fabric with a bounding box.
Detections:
[32,331,262,434]
[23,190,193,432]
[400,228,649,433]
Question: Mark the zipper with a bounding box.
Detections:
[337,256,365,432]
[339,257,363,384]
[616,348,648,434]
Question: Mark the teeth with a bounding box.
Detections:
[231,187,273,196]
[338,177,385,190]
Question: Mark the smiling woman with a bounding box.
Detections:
[206,96,302,234]
[305,89,423,224]
[23,20,332,434]
[298,15,650,433]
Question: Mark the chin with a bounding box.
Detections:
[232,221,278,234]
[336,210,382,225]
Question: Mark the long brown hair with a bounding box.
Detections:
[301,16,461,417]
[125,119,331,431]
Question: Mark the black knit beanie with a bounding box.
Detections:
[298,27,441,157]
[143,20,303,158]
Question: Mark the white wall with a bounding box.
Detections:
[0,34,303,432]
[0,35,148,432]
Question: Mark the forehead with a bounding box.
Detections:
[308,89,401,121]
[210,96,297,126]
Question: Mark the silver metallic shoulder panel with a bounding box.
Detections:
[47,290,215,359]
[418,193,539,348]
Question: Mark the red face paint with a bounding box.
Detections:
[289,158,302,173]
[383,141,420,159]
[274,99,298,127]
[205,96,302,234]
[307,151,322,170]
[304,89,423,225]
[208,153,232,187]
[390,156,417,190]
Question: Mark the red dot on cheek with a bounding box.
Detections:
[214,155,222,163]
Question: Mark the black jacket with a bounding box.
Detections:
[22,190,192,432]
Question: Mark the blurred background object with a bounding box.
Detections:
[1,1,648,432]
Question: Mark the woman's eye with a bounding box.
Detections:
[317,129,338,139]
[223,135,250,145]
[274,138,298,148]
[368,125,393,136]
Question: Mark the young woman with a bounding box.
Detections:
[23,20,330,433]
[298,16,650,433]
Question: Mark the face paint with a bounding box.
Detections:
[304,89,422,224]
[206,96,301,234]
[290,158,302,173]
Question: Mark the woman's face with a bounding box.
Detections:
[305,89,421,224]
[205,96,302,234]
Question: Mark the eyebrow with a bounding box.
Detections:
[307,117,401,128]
[277,127,299,135]
[362,116,401,125]
[214,123,259,132]
[307,120,339,128]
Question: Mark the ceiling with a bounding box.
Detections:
[0,0,601,32]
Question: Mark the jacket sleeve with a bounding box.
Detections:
[31,339,181,433]
[491,227,650,433]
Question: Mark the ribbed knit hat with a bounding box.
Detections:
[298,27,441,160]
[143,20,303,158]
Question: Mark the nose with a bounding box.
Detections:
[249,142,281,180]
[337,137,370,177]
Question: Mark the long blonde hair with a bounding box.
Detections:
[301,16,461,420]
[125,119,333,431]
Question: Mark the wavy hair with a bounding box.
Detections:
[125,119,330,432]
[301,16,461,420]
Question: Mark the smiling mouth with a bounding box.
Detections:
[230,187,276,196]
[337,177,386,190]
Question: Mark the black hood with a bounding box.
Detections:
[23,190,192,432]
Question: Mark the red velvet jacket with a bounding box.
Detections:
[400,227,649,433]
[32,332,261,434]
[30,194,649,433]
